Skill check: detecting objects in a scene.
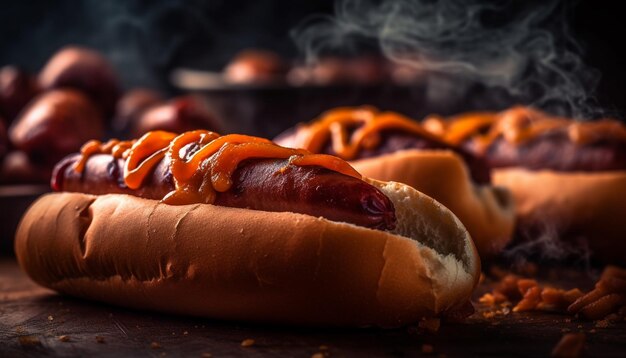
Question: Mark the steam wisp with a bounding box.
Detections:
[292,0,604,118]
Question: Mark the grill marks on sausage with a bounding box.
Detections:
[472,134,626,172]
[320,129,491,184]
[215,159,396,230]
[52,151,397,231]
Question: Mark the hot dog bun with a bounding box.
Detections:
[426,106,626,263]
[351,150,515,257]
[493,168,626,264]
[15,179,479,327]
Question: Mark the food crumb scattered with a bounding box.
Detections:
[595,319,610,328]
[605,313,620,322]
[311,353,325,358]
[241,338,255,347]
[48,315,54,321]
[183,331,189,335]
[58,335,70,342]
[418,318,441,333]
[95,336,106,343]
[551,333,585,358]
[421,344,434,354]
[151,341,161,349]
[18,335,41,346]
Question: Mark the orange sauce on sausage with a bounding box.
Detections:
[293,106,441,160]
[73,130,361,205]
[425,106,626,152]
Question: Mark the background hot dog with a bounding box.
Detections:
[476,135,626,172]
[426,107,626,173]
[425,106,626,263]
[274,110,491,185]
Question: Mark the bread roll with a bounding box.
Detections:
[15,179,480,327]
[493,168,626,264]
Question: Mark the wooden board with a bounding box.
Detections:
[1,258,625,357]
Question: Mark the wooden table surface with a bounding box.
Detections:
[1,257,625,358]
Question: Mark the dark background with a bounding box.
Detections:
[0,0,624,118]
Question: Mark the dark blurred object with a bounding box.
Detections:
[391,64,426,86]
[224,49,288,85]
[9,89,104,166]
[113,88,164,135]
[174,68,529,138]
[288,56,390,86]
[0,185,49,255]
[0,119,7,159]
[0,151,50,184]
[39,46,120,117]
[133,95,221,136]
[196,85,426,138]
[0,66,39,122]
[175,52,433,138]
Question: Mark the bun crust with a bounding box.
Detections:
[351,150,515,257]
[493,168,626,264]
[15,180,479,327]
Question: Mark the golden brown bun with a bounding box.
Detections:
[351,150,515,258]
[493,168,626,264]
[15,179,479,327]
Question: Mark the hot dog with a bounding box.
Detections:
[424,106,626,172]
[15,130,480,327]
[424,106,626,263]
[275,106,515,258]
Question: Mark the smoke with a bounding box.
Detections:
[503,221,593,272]
[291,0,604,118]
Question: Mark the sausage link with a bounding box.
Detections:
[276,128,491,184]
[52,153,173,199]
[468,135,626,172]
[52,154,396,231]
[215,159,395,230]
